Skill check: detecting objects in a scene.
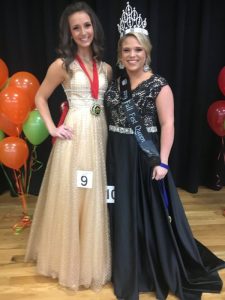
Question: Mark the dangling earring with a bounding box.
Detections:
[143,63,150,72]
[118,61,124,69]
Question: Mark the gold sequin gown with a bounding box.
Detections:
[25,60,111,290]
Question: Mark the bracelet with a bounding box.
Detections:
[160,162,169,170]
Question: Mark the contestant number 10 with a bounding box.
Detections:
[107,185,115,203]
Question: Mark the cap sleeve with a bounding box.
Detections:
[151,75,168,99]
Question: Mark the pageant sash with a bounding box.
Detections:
[120,76,161,167]
[119,75,171,221]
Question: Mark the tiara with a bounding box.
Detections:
[117,2,148,37]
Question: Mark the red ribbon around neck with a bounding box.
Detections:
[76,55,99,99]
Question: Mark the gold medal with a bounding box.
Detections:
[90,103,101,116]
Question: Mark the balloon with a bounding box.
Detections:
[60,101,69,113]
[0,59,9,90]
[23,109,49,145]
[218,66,225,96]
[9,71,40,109]
[0,86,31,124]
[0,137,29,170]
[207,100,225,137]
[0,130,5,141]
[52,100,69,144]
[0,112,22,136]
[0,77,11,93]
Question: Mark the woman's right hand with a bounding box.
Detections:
[50,124,73,140]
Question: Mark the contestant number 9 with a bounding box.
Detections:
[76,171,93,188]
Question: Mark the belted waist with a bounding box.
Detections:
[109,125,158,134]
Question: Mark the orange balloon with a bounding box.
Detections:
[0,77,11,92]
[0,59,9,89]
[0,112,22,136]
[0,86,31,124]
[9,71,40,109]
[0,137,29,170]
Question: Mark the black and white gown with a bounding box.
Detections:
[105,74,225,300]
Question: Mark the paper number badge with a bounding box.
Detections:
[76,171,93,188]
[106,185,115,203]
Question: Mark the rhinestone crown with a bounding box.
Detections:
[117,2,148,37]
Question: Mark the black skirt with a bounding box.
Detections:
[107,131,225,300]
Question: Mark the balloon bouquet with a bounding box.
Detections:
[207,66,225,215]
[0,58,49,233]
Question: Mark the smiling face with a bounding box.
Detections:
[69,11,94,50]
[120,35,147,73]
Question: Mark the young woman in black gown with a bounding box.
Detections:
[105,2,225,300]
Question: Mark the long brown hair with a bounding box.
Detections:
[57,1,104,72]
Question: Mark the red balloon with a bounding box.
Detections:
[52,101,69,144]
[9,71,40,109]
[0,86,31,124]
[0,112,22,136]
[0,59,9,89]
[218,66,225,96]
[207,100,225,137]
[0,137,29,170]
[60,101,69,113]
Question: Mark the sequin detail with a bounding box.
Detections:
[109,125,157,134]
[105,75,168,129]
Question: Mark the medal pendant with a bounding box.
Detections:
[90,103,101,116]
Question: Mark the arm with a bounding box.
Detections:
[35,58,73,139]
[152,85,174,180]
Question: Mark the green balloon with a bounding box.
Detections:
[23,110,49,145]
[0,130,5,141]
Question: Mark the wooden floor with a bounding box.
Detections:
[0,187,225,300]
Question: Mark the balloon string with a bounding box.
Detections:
[13,169,27,214]
[12,213,32,235]
[0,163,17,195]
[13,169,21,195]
[18,170,28,214]
[215,137,225,189]
[217,137,224,159]
[221,137,225,217]
[23,161,28,192]
[26,145,44,194]
[222,137,225,163]
[12,169,31,234]
[26,145,35,194]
